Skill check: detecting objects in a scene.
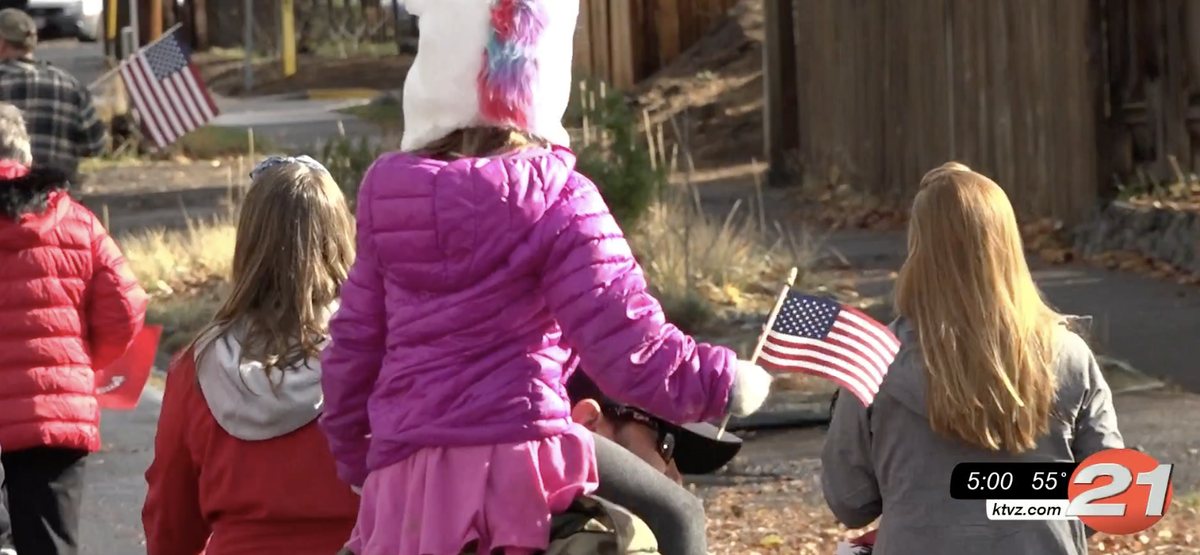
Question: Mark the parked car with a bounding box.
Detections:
[27,0,101,42]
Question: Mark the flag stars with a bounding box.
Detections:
[771,292,840,339]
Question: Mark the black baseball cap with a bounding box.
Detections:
[566,372,743,475]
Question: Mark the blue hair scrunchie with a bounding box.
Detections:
[249,155,330,180]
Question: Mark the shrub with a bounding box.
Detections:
[572,80,666,230]
[318,134,392,203]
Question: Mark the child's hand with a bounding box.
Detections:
[728,360,773,417]
[351,485,363,496]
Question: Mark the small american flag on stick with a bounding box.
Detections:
[759,291,901,406]
[118,28,220,149]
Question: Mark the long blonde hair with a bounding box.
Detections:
[195,162,356,372]
[417,126,548,160]
[894,162,1062,453]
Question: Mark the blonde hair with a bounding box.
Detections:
[195,162,356,372]
[894,162,1063,453]
[0,102,31,166]
[417,126,548,160]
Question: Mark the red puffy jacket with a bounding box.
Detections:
[0,162,148,453]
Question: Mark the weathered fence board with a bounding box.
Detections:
[793,0,1103,225]
[575,0,739,88]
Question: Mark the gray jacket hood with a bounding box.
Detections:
[195,304,336,441]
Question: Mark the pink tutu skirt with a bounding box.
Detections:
[345,423,598,555]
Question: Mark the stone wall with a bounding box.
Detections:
[1073,201,1200,273]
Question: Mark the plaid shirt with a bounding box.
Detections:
[0,56,107,179]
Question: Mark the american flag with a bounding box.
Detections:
[758,291,901,406]
[118,30,220,148]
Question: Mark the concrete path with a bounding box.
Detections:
[824,229,1200,393]
[207,95,385,149]
[79,389,162,554]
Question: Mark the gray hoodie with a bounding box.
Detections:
[194,320,329,441]
[821,319,1124,555]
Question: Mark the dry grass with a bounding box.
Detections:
[176,126,277,160]
[122,217,235,290]
[634,177,817,336]
[80,126,277,172]
[119,217,235,356]
[623,113,821,338]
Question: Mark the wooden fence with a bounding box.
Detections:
[791,0,1106,226]
[1104,0,1200,184]
[573,0,739,88]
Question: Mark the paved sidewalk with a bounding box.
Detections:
[79,390,161,554]
[207,94,388,149]
[824,230,1200,393]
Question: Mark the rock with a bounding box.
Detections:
[1073,201,1200,273]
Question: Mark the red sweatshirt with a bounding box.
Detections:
[143,329,359,555]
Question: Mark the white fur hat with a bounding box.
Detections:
[400,0,579,152]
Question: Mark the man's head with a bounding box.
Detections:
[0,9,35,59]
[0,101,31,166]
[566,372,743,484]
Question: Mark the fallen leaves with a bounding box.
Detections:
[1039,248,1074,264]
[1022,217,1075,265]
[760,533,786,548]
[1021,216,1200,286]
[789,185,907,232]
[1084,251,1200,285]
[703,481,860,555]
[701,482,1200,555]
[1124,178,1200,212]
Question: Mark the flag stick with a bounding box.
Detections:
[87,23,185,92]
[716,266,799,439]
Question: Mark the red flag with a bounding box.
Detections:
[95,325,162,410]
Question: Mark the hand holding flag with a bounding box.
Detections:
[716,269,901,437]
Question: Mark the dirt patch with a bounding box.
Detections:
[81,158,248,195]
[196,52,412,97]
[77,159,248,234]
[636,0,765,170]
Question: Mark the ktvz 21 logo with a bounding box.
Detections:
[1067,449,1174,535]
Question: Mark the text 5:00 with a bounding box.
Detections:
[967,472,1014,491]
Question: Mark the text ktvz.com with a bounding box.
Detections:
[949,450,1175,534]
